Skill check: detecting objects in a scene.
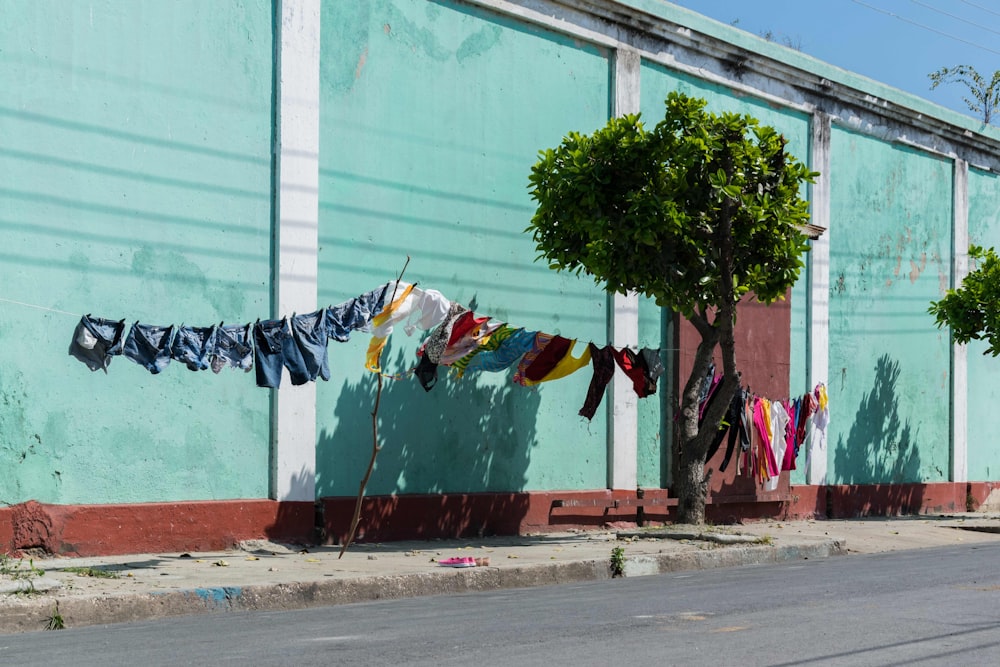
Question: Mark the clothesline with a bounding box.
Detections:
[0,296,78,317]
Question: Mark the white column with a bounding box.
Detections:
[272,0,320,502]
[951,159,969,484]
[607,47,641,490]
[806,111,831,486]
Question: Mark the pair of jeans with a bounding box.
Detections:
[211,323,254,373]
[253,318,314,388]
[170,325,218,371]
[290,309,331,383]
[326,282,390,342]
[68,315,127,372]
[123,323,175,374]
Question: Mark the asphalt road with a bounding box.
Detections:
[4,543,1000,666]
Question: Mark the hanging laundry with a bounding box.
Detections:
[68,315,127,372]
[414,354,439,392]
[419,304,471,364]
[451,325,517,378]
[438,319,504,366]
[718,388,752,473]
[520,335,572,384]
[522,339,591,386]
[764,401,790,492]
[461,328,536,374]
[781,398,797,472]
[403,287,452,336]
[123,323,175,375]
[366,282,417,372]
[170,325,219,372]
[639,348,665,396]
[513,332,555,386]
[613,347,662,398]
[254,318,291,388]
[290,309,332,383]
[579,344,617,420]
[326,282,391,342]
[807,383,829,473]
[211,323,253,373]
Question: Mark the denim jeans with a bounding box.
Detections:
[253,318,288,388]
[290,309,331,382]
[326,282,390,342]
[123,323,175,374]
[211,323,253,373]
[170,325,218,372]
[68,315,127,372]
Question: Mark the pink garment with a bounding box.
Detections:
[782,399,797,471]
[753,397,779,479]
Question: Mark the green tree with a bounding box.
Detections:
[527,92,816,524]
[929,65,1000,125]
[929,245,1000,354]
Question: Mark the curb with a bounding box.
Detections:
[0,538,845,634]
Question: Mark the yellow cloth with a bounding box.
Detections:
[364,283,415,372]
[521,339,592,386]
[816,383,828,412]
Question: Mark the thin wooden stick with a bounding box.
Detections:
[339,256,410,558]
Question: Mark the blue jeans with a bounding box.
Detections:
[211,323,253,373]
[290,309,331,382]
[254,318,312,387]
[326,282,390,342]
[68,315,127,373]
[170,325,218,371]
[123,323,175,374]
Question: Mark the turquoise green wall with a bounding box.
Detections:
[827,128,952,484]
[966,167,1000,481]
[635,62,811,487]
[316,0,612,496]
[0,1,274,504]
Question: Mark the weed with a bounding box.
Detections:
[610,545,626,578]
[62,566,120,579]
[44,602,65,631]
[0,553,45,580]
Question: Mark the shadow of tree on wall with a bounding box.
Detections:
[833,353,922,516]
[316,345,540,542]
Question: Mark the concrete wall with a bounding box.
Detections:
[316,0,612,498]
[0,0,274,505]
[4,0,1000,551]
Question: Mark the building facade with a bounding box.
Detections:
[2,0,999,556]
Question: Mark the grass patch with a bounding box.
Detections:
[61,566,120,579]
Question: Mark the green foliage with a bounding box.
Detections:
[44,602,65,631]
[929,65,1000,124]
[0,553,45,580]
[929,245,1000,354]
[527,92,815,319]
[610,545,626,577]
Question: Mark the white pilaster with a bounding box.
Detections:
[951,159,969,484]
[607,47,641,490]
[806,111,831,486]
[272,0,320,502]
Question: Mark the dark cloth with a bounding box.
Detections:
[68,315,127,372]
[579,344,617,420]
[522,335,572,383]
[639,348,664,396]
[414,354,439,392]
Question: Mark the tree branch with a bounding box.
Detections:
[339,256,410,559]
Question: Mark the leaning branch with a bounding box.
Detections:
[338,256,410,559]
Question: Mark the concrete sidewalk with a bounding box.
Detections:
[3,515,1000,634]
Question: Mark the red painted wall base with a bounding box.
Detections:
[0,500,314,557]
[0,482,987,557]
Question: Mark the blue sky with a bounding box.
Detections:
[667,0,1000,123]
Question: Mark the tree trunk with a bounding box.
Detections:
[675,447,710,524]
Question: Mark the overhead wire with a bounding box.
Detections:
[849,0,1000,57]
